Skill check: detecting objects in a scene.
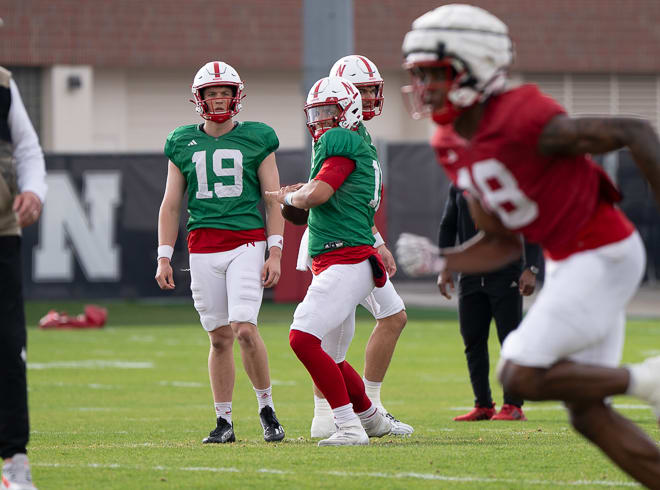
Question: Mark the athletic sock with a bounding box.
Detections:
[214,401,232,425]
[314,394,333,417]
[254,386,274,412]
[332,403,358,426]
[363,378,384,412]
[356,404,378,423]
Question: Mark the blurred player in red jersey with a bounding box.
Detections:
[397,4,660,486]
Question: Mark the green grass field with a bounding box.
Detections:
[23,301,660,489]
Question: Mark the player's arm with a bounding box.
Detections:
[538,115,660,208]
[438,185,459,248]
[155,161,185,290]
[443,231,523,274]
[396,229,522,277]
[266,156,354,209]
[287,179,335,208]
[258,152,284,288]
[436,185,459,297]
[371,224,397,276]
[397,194,521,276]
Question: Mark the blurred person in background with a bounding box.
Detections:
[0,60,47,489]
[397,4,660,486]
[438,178,542,422]
[267,76,393,446]
[155,61,285,444]
[305,55,412,439]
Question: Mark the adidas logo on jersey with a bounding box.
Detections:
[187,139,198,146]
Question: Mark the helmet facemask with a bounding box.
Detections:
[402,58,475,124]
[193,84,244,123]
[355,81,384,121]
[305,102,344,141]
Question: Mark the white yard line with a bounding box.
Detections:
[32,462,640,487]
[158,381,204,388]
[28,360,154,369]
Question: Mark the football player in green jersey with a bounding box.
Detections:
[266,77,394,446]
[155,61,285,444]
[305,55,412,437]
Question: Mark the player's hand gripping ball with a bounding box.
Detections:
[281,204,309,226]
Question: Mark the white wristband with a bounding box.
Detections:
[431,255,448,274]
[284,192,294,206]
[373,232,385,248]
[267,234,284,250]
[157,245,174,261]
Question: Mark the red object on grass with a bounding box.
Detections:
[38,305,108,329]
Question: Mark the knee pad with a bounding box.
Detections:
[230,305,256,324]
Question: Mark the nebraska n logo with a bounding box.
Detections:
[34,171,121,281]
[341,81,355,95]
[336,64,346,77]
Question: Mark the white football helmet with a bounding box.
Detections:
[401,4,513,124]
[304,76,363,141]
[191,61,245,123]
[329,55,384,120]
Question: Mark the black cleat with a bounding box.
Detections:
[202,416,236,443]
[260,406,285,442]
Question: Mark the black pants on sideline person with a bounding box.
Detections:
[0,236,29,458]
[458,276,524,408]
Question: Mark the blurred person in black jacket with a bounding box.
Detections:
[438,183,543,421]
[0,62,46,490]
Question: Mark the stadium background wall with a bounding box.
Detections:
[20,148,659,301]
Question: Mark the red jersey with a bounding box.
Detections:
[437,84,634,260]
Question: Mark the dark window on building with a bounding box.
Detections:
[8,66,42,139]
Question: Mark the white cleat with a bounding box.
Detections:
[629,356,660,424]
[361,409,393,438]
[318,420,369,446]
[2,454,37,490]
[382,410,414,436]
[310,414,336,438]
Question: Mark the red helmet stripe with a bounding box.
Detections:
[358,56,375,77]
[312,79,324,98]
[213,62,221,78]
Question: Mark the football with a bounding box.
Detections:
[281,204,309,226]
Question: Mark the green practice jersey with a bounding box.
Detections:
[165,121,278,231]
[308,127,383,257]
[356,121,374,148]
